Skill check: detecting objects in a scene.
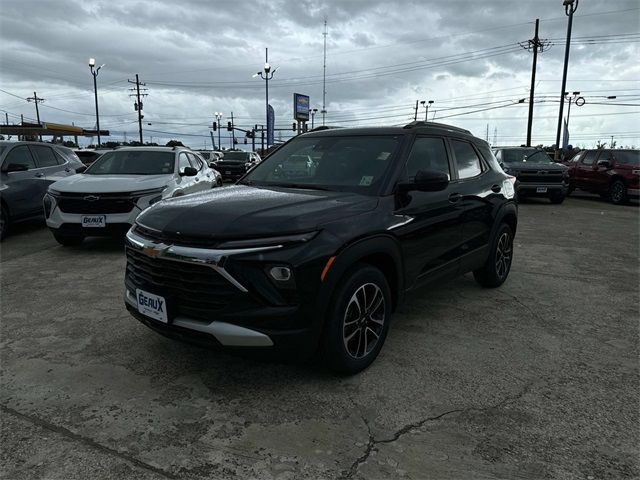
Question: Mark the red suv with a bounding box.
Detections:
[566,149,639,204]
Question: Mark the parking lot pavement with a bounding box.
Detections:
[1,195,638,480]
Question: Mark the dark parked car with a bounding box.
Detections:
[211,151,261,181]
[566,149,639,204]
[124,122,517,373]
[493,147,569,204]
[0,141,84,239]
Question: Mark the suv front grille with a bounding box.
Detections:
[518,170,564,184]
[58,197,135,214]
[125,247,247,319]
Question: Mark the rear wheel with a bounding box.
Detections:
[474,223,513,288]
[53,232,84,246]
[0,204,8,241]
[609,180,628,205]
[321,264,391,374]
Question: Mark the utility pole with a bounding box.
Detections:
[493,127,498,146]
[26,91,45,141]
[321,19,328,126]
[128,74,148,144]
[486,124,489,143]
[414,100,419,121]
[520,19,550,146]
[230,112,235,148]
[555,0,579,159]
[5,112,9,125]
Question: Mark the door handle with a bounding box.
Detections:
[491,184,502,193]
[34,172,45,178]
[448,193,462,203]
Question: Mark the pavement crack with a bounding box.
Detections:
[341,382,533,479]
[1,405,178,479]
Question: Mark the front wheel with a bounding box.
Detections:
[474,223,514,288]
[53,232,84,246]
[549,192,565,204]
[321,264,391,374]
[609,180,628,205]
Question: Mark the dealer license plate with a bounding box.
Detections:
[536,187,547,193]
[81,215,106,227]
[136,289,168,323]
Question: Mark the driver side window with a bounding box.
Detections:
[405,137,450,180]
[3,146,37,171]
[178,153,191,171]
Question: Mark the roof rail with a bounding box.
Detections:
[403,121,471,134]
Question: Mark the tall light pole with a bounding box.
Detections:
[89,58,104,147]
[255,48,278,148]
[214,112,222,150]
[425,100,434,121]
[555,0,579,159]
[310,108,318,129]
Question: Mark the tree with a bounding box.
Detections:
[166,140,184,147]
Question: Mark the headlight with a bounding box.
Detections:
[217,231,319,249]
[43,194,55,217]
[130,186,167,201]
[48,188,61,196]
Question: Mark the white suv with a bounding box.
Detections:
[44,146,222,245]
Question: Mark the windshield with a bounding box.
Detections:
[85,151,175,175]
[614,150,640,165]
[222,152,249,162]
[502,148,552,164]
[242,135,401,194]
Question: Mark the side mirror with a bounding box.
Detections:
[399,169,449,193]
[75,165,87,174]
[180,166,198,177]
[4,163,29,173]
[597,159,611,169]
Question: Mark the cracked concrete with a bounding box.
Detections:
[1,194,639,479]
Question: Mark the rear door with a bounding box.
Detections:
[573,150,599,190]
[187,153,212,192]
[449,139,498,271]
[0,145,45,217]
[393,136,464,287]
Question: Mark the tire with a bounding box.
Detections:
[473,223,514,288]
[566,186,575,196]
[609,179,628,205]
[549,192,565,204]
[53,232,84,246]
[0,204,8,241]
[321,264,392,374]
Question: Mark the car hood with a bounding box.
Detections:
[50,174,174,193]
[503,162,567,172]
[137,185,379,238]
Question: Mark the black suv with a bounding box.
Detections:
[493,146,569,203]
[125,122,517,373]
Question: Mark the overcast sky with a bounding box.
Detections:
[1,0,638,149]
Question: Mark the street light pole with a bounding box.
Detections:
[215,112,222,150]
[255,48,277,148]
[310,108,318,129]
[555,0,579,159]
[89,58,104,147]
[425,100,434,121]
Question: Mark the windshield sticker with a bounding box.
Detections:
[359,176,373,186]
[377,152,391,161]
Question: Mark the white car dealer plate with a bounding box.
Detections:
[81,215,106,227]
[136,289,168,323]
[536,187,548,193]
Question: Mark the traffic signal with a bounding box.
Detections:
[227,121,233,131]
[212,121,217,131]
[292,122,297,131]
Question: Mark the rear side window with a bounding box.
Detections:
[581,151,598,165]
[30,145,59,167]
[477,144,503,172]
[405,137,450,179]
[3,146,37,170]
[613,151,640,165]
[451,140,483,179]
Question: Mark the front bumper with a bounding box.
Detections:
[516,183,568,196]
[123,228,332,357]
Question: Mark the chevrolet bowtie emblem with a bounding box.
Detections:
[142,245,167,258]
[84,195,100,201]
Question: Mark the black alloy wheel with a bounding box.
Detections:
[474,223,514,288]
[322,264,391,374]
[609,180,628,205]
